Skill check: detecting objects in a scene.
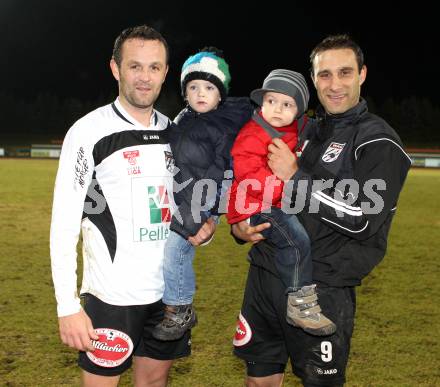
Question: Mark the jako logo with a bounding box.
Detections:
[147,185,171,224]
[316,368,338,375]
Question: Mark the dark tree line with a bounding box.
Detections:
[365,96,440,146]
[0,91,438,147]
[0,92,114,145]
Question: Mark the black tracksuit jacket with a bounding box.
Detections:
[169,97,253,239]
[249,99,412,287]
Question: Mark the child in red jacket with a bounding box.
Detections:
[227,69,336,336]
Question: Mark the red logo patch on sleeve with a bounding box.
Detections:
[86,328,134,368]
[233,312,252,347]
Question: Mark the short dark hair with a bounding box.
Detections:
[112,25,169,66]
[310,34,364,76]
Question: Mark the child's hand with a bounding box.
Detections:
[188,217,216,246]
[267,138,298,181]
[231,220,270,244]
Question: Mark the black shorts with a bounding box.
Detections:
[78,293,191,377]
[233,264,356,386]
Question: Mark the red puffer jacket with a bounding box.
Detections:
[227,114,306,224]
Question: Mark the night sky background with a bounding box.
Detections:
[0,0,438,144]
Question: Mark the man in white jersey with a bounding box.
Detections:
[50,25,215,386]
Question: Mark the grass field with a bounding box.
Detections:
[0,159,439,386]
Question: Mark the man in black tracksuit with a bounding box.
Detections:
[231,35,411,386]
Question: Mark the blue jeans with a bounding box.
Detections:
[250,207,311,292]
[163,216,220,306]
[162,230,196,305]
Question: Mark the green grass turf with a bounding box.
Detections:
[0,159,439,386]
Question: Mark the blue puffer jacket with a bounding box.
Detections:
[169,97,254,239]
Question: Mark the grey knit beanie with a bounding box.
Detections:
[250,69,310,116]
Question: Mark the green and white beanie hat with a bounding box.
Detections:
[180,50,231,101]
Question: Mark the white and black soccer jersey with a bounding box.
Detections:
[50,98,176,317]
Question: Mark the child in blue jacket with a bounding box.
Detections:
[152,47,253,340]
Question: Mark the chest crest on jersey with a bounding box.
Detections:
[322,142,346,163]
[123,150,142,175]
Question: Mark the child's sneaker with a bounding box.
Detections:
[286,285,336,336]
[152,304,197,341]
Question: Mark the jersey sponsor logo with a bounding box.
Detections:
[132,179,174,243]
[164,151,175,172]
[148,185,171,224]
[138,185,171,242]
[86,328,133,368]
[139,225,170,242]
[322,142,346,163]
[124,150,141,175]
[233,311,252,347]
